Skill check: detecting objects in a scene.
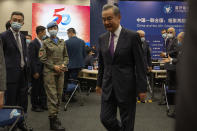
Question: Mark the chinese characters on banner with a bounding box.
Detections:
[119,2,187,59]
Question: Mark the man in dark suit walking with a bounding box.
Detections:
[96,4,147,131]
[28,26,47,112]
[1,11,28,113]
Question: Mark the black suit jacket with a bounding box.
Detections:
[166,37,178,58]
[164,37,179,71]
[172,45,183,65]
[97,28,147,102]
[0,38,6,91]
[66,36,86,69]
[28,38,43,75]
[1,29,27,83]
[176,1,197,130]
[142,41,152,68]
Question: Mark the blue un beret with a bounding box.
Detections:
[47,21,58,29]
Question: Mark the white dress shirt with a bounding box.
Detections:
[10,27,22,46]
[109,25,122,52]
[36,37,43,47]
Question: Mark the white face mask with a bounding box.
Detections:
[167,33,174,39]
[141,37,145,42]
[49,30,58,36]
[162,33,167,39]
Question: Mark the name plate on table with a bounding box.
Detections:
[88,66,93,70]
[153,66,160,70]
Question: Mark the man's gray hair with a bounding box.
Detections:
[102,4,120,16]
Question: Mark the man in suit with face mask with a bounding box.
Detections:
[137,30,152,73]
[160,27,178,58]
[1,11,28,113]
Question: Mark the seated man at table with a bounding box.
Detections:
[85,49,95,69]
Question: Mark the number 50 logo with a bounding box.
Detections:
[52,8,71,25]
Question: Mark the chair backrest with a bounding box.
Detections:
[0,109,22,126]
[66,83,78,92]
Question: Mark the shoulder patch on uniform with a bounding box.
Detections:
[39,52,43,57]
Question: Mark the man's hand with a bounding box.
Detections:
[96,86,102,95]
[160,52,166,58]
[138,93,146,101]
[0,91,4,109]
[60,64,68,72]
[148,67,152,72]
[33,73,40,79]
[161,55,171,63]
[54,65,62,73]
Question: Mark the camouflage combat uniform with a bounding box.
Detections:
[39,37,69,117]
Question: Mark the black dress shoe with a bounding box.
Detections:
[31,107,44,112]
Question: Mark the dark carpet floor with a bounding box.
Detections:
[26,92,175,131]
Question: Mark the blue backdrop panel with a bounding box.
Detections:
[90,0,107,47]
[119,1,187,59]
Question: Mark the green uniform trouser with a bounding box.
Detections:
[44,72,64,117]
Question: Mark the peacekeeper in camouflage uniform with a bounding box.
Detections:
[39,21,69,131]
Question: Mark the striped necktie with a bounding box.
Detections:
[15,33,25,68]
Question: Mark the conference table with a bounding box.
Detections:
[78,69,98,95]
[78,69,98,80]
[78,69,167,101]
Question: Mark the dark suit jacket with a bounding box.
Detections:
[97,28,147,102]
[164,37,179,71]
[166,37,178,58]
[0,39,6,91]
[176,1,197,130]
[66,36,86,69]
[85,55,94,68]
[1,29,27,83]
[172,45,183,65]
[28,38,43,75]
[142,41,152,68]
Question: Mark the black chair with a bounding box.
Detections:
[63,79,83,111]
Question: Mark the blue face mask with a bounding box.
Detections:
[42,35,47,40]
[178,42,182,46]
[162,33,167,39]
[49,30,58,37]
[11,22,22,31]
[26,39,31,44]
